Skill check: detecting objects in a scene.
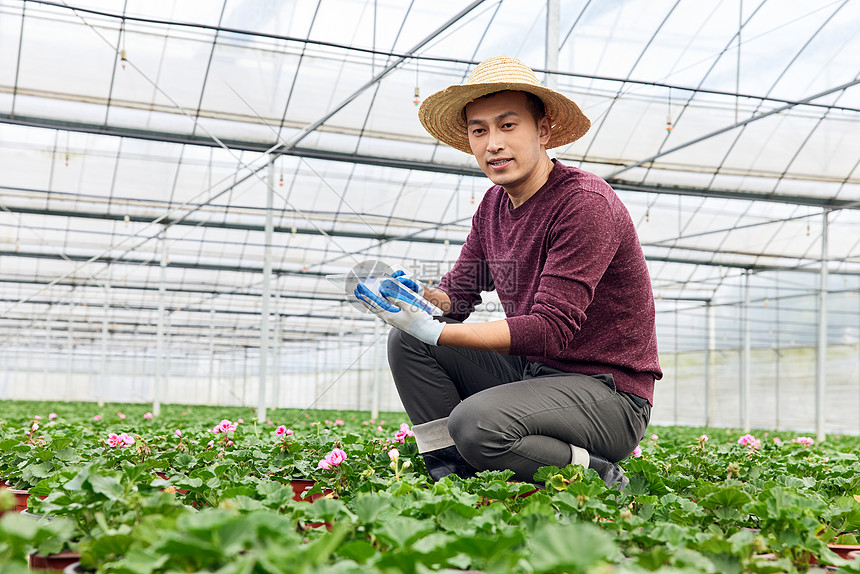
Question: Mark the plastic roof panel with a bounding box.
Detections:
[0,0,859,359]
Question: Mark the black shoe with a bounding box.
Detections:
[421,445,479,482]
[588,452,629,491]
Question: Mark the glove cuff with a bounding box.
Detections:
[413,318,445,346]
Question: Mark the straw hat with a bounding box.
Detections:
[418,57,590,154]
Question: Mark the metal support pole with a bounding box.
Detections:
[208,306,216,405]
[337,302,345,409]
[816,210,829,442]
[66,294,74,397]
[153,230,167,416]
[673,300,678,425]
[705,300,714,427]
[242,347,248,406]
[371,319,381,420]
[545,0,560,90]
[98,283,110,407]
[44,306,51,399]
[742,270,751,432]
[165,312,172,404]
[273,288,282,409]
[258,160,275,422]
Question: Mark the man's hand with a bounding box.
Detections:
[389,268,424,296]
[354,280,444,345]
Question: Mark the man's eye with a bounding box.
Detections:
[502,122,515,128]
[471,128,485,135]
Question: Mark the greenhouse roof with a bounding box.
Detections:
[1,0,859,356]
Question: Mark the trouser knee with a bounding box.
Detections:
[448,399,503,468]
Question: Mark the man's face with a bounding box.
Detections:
[465,91,551,193]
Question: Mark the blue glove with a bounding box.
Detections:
[354,280,444,345]
[390,269,425,297]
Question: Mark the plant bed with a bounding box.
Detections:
[2,401,860,573]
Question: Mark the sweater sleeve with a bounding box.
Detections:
[506,192,621,358]
[437,211,495,322]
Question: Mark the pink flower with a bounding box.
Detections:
[31,422,39,431]
[237,419,243,424]
[286,429,294,436]
[773,437,782,444]
[212,419,237,434]
[143,412,153,419]
[117,412,126,420]
[207,440,214,448]
[393,424,414,444]
[334,419,345,426]
[93,415,102,421]
[24,431,30,436]
[120,433,135,447]
[317,459,332,470]
[48,413,57,420]
[699,434,709,442]
[651,434,659,441]
[107,433,120,447]
[737,434,761,449]
[792,436,814,447]
[323,448,347,467]
[632,445,643,457]
[275,425,287,435]
[34,415,42,420]
[388,448,400,462]
[175,429,182,438]
[377,426,383,432]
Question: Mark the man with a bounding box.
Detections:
[355,57,661,489]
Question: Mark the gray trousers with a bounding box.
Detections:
[387,320,651,482]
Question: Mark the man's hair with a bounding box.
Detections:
[466,90,547,125]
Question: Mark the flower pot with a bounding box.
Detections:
[8,487,30,513]
[64,562,85,574]
[289,479,333,503]
[20,509,52,520]
[29,550,82,571]
[827,544,860,560]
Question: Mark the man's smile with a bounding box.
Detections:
[487,158,513,170]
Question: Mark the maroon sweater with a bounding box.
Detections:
[437,160,662,403]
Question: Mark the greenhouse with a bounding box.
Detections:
[1,0,859,572]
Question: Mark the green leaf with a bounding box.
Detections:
[49,437,74,450]
[350,493,391,524]
[53,447,79,463]
[21,461,53,481]
[88,474,123,501]
[376,516,435,548]
[336,540,377,563]
[699,485,752,510]
[526,522,620,573]
[437,507,476,535]
[102,547,169,574]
